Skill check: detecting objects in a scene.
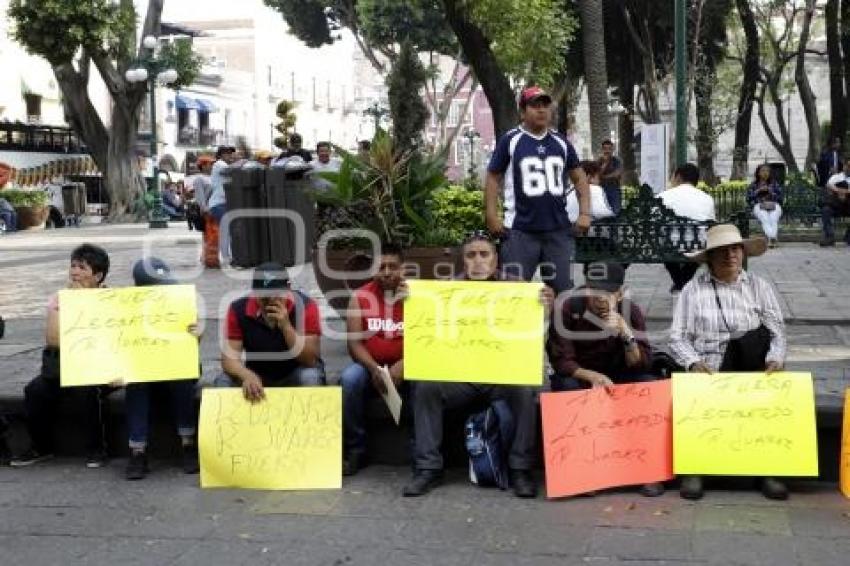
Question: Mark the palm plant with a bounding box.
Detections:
[314,130,448,246]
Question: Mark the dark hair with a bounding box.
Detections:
[215,146,235,160]
[601,139,614,147]
[461,230,497,250]
[379,241,404,261]
[753,163,773,183]
[71,244,110,282]
[316,141,331,151]
[673,163,700,186]
[579,160,601,178]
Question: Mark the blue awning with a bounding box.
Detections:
[175,94,200,110]
[195,98,219,113]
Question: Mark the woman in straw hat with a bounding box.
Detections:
[668,224,789,501]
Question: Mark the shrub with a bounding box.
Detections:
[1,189,48,207]
[425,186,485,246]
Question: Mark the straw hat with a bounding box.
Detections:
[684,224,767,263]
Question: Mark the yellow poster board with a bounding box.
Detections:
[840,389,850,497]
[672,372,818,476]
[199,388,342,490]
[59,285,199,386]
[403,280,544,386]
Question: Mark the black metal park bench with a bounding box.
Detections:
[575,184,750,265]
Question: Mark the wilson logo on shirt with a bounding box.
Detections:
[367,318,403,333]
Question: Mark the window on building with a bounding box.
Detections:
[24,94,42,123]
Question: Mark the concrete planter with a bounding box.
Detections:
[13,205,49,230]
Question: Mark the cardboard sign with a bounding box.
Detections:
[199,388,342,490]
[673,372,818,476]
[841,389,850,497]
[541,381,673,498]
[59,285,199,386]
[404,280,544,385]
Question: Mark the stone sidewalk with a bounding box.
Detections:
[0,462,849,566]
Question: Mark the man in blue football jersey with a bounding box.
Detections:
[485,86,591,293]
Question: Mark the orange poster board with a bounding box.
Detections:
[541,380,674,498]
[841,389,850,498]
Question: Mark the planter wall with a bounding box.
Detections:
[14,205,49,230]
[313,246,463,314]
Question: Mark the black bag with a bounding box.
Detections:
[711,280,772,371]
[720,325,771,371]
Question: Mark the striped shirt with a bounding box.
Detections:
[668,269,786,371]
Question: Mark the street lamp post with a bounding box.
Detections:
[125,35,180,229]
[674,0,687,167]
[363,101,388,134]
[462,128,480,182]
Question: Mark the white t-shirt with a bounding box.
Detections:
[310,158,341,192]
[658,183,716,221]
[566,184,615,223]
[827,172,849,188]
[206,160,228,209]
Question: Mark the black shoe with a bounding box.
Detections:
[510,469,537,498]
[639,482,665,497]
[125,451,148,480]
[85,450,108,469]
[181,444,199,475]
[679,475,704,500]
[402,469,443,497]
[343,452,367,477]
[819,238,836,247]
[761,477,788,500]
[10,448,54,468]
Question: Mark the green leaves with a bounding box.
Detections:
[1,190,49,208]
[156,39,203,91]
[8,0,130,65]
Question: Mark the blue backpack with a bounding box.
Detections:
[464,400,515,490]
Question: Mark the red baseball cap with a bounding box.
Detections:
[519,86,552,108]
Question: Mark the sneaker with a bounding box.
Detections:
[125,451,148,480]
[819,238,836,247]
[10,448,54,467]
[510,469,538,498]
[85,450,108,469]
[402,469,443,497]
[181,444,199,475]
[679,475,704,500]
[639,482,665,497]
[761,477,788,500]
[343,452,367,477]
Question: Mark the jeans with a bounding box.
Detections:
[23,348,111,454]
[341,362,411,456]
[211,364,325,388]
[413,382,538,471]
[209,204,229,263]
[821,191,850,241]
[0,209,17,232]
[125,381,197,450]
[500,228,575,293]
[550,372,659,392]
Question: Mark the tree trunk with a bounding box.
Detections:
[578,0,610,150]
[441,0,516,137]
[694,67,717,184]
[757,81,799,174]
[106,104,144,219]
[841,0,850,137]
[731,0,759,180]
[618,61,637,185]
[795,0,821,172]
[826,0,846,143]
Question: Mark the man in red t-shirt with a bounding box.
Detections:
[216,262,324,402]
[342,243,406,476]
